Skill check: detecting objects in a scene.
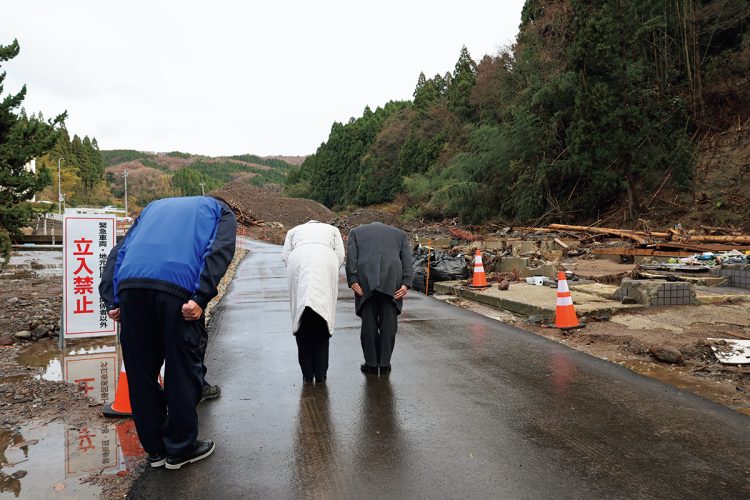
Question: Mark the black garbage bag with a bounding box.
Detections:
[412,251,470,294]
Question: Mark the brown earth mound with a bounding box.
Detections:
[212,183,336,229]
[336,206,405,231]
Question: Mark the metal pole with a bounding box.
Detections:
[59,299,66,350]
[57,158,64,216]
[123,170,129,217]
[426,240,432,295]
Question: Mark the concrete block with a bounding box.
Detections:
[613,278,696,306]
[474,240,506,251]
[498,256,529,273]
[711,264,750,290]
[496,257,557,279]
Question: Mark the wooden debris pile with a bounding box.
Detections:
[516,223,750,258]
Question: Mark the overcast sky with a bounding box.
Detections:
[2,1,525,157]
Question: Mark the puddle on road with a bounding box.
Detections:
[0,419,143,499]
[17,338,120,385]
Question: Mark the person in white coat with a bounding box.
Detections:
[282,220,345,383]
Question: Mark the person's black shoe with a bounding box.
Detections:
[379,365,392,375]
[165,440,216,470]
[315,374,326,384]
[200,384,221,403]
[147,452,166,468]
[360,363,378,375]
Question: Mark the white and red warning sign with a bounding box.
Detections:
[65,422,121,477]
[63,351,119,405]
[63,212,116,338]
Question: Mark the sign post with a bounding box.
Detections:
[60,211,116,349]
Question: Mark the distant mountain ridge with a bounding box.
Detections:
[101,149,304,209]
[101,149,305,169]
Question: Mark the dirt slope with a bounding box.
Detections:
[212,183,336,228]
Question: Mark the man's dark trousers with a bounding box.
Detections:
[360,291,398,368]
[295,307,330,380]
[119,289,204,456]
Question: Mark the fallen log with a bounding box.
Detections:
[677,235,750,244]
[511,226,559,234]
[592,248,694,258]
[547,224,652,244]
[654,242,750,252]
[529,223,750,246]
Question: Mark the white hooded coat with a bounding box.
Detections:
[281,221,345,335]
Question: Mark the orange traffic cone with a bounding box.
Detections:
[555,271,584,330]
[103,361,132,418]
[468,249,490,288]
[115,420,144,459]
[103,361,164,418]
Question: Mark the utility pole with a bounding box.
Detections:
[199,182,206,196]
[57,158,64,216]
[123,169,129,217]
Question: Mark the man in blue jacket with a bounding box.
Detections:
[100,196,236,470]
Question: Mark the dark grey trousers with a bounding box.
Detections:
[360,291,398,368]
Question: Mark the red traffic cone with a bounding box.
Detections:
[468,249,490,288]
[554,271,583,330]
[103,361,132,418]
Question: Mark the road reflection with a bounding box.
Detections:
[351,378,414,498]
[292,384,344,499]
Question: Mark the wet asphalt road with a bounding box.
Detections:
[131,240,749,499]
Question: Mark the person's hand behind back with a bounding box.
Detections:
[107,308,121,322]
[181,300,203,321]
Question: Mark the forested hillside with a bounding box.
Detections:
[36,128,108,206]
[287,0,749,227]
[101,151,293,211]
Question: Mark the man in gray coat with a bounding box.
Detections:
[346,222,414,375]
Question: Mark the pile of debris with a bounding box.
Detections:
[407,221,750,294]
[212,183,336,229]
[526,223,750,260]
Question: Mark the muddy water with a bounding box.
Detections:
[2,338,143,498]
[17,337,120,384]
[618,359,750,416]
[0,419,143,499]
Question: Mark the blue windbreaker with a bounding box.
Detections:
[99,196,237,309]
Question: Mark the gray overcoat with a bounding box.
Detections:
[345,222,414,317]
